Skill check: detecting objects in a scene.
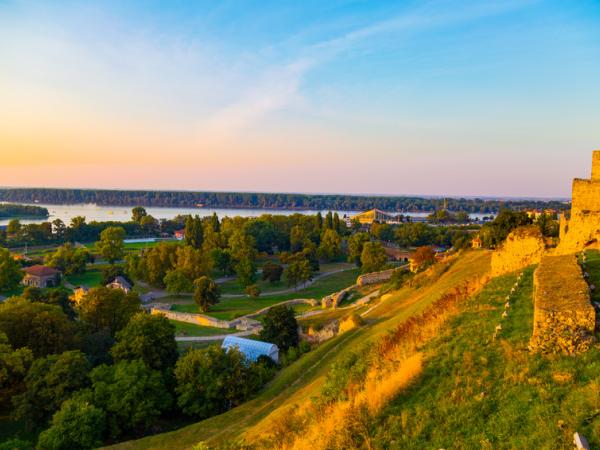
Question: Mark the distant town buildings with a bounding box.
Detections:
[22,265,61,288]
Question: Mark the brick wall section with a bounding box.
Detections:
[529,255,596,354]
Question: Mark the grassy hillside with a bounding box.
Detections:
[108,250,492,450]
[370,263,600,448]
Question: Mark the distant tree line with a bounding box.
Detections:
[0,188,569,214]
[0,203,48,219]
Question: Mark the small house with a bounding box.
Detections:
[471,236,483,249]
[106,276,132,293]
[221,336,279,363]
[22,265,61,288]
[174,229,185,240]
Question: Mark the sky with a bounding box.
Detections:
[1,0,599,198]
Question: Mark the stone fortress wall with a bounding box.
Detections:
[490,225,546,276]
[558,150,600,254]
[529,255,595,354]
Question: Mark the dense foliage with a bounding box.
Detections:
[0,188,568,213]
[0,203,48,219]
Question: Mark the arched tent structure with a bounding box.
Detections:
[222,336,279,363]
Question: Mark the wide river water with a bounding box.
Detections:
[0,203,488,227]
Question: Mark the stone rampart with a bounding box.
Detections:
[529,255,595,354]
[491,226,546,276]
[357,268,396,286]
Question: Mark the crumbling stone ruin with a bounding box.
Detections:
[558,150,600,254]
[491,225,546,276]
[529,255,595,354]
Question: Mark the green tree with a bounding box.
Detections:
[111,313,178,372]
[51,219,66,240]
[6,219,21,236]
[245,284,261,298]
[210,248,233,276]
[87,359,172,439]
[140,215,159,234]
[174,346,253,418]
[131,206,147,223]
[324,211,333,230]
[37,398,106,450]
[235,256,256,288]
[261,262,283,283]
[175,245,210,281]
[193,276,220,313]
[0,247,24,291]
[22,287,75,320]
[317,229,342,261]
[0,298,78,357]
[0,332,33,410]
[96,226,125,264]
[259,305,298,351]
[13,350,90,428]
[184,215,204,249]
[347,232,370,266]
[284,259,312,289]
[45,243,91,275]
[289,225,307,253]
[360,241,388,273]
[163,269,193,296]
[76,287,140,337]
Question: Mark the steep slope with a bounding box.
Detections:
[108,251,492,450]
[369,263,600,448]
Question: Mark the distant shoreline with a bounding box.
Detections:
[0,188,570,215]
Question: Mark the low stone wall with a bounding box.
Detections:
[151,308,235,329]
[491,226,546,276]
[529,255,596,354]
[357,268,396,286]
[321,285,356,308]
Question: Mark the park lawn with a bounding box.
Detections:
[65,269,103,288]
[218,262,355,296]
[172,268,361,320]
[169,320,236,337]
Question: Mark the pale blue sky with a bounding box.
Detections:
[1,0,599,197]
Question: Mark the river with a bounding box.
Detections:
[0,203,489,226]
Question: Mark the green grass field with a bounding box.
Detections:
[170,268,360,320]
[107,251,492,450]
[65,269,103,288]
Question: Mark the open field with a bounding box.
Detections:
[217,262,354,295]
[65,269,103,287]
[170,268,361,320]
[108,250,492,449]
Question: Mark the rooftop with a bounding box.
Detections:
[23,265,61,277]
